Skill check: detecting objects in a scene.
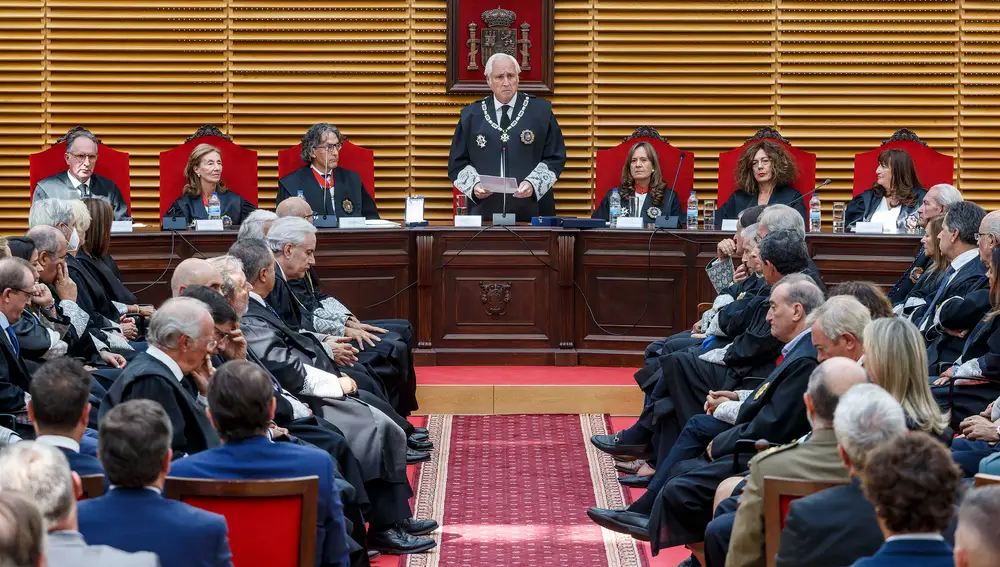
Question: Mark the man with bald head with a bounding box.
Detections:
[170,258,223,297]
[276,196,314,221]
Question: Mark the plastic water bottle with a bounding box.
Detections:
[296,190,305,200]
[609,188,622,228]
[809,194,821,233]
[208,192,221,220]
[687,191,698,230]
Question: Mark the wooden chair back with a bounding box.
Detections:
[764,476,846,567]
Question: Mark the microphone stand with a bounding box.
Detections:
[314,143,338,228]
[656,152,686,229]
[492,127,515,226]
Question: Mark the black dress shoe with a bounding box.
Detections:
[590,432,654,460]
[413,427,428,435]
[406,448,431,464]
[367,550,381,560]
[409,432,429,442]
[368,526,437,555]
[586,507,650,541]
[618,474,652,488]
[408,437,434,451]
[399,517,439,536]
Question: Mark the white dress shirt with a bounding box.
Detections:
[493,95,516,178]
[66,171,92,198]
[869,197,902,231]
[36,434,81,453]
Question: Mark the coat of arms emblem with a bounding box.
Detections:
[466,7,532,71]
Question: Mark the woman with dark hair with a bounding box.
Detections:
[829,281,894,319]
[78,198,152,318]
[845,148,926,231]
[715,140,805,228]
[592,141,683,224]
[164,143,256,226]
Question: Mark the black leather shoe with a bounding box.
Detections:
[618,474,652,488]
[409,432,429,442]
[406,448,431,464]
[586,507,650,541]
[408,437,434,451]
[413,427,428,435]
[590,433,653,460]
[368,526,437,555]
[399,517,439,536]
[367,550,381,560]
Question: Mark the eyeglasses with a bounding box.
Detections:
[320,143,343,152]
[213,327,231,344]
[68,153,98,163]
[751,158,773,168]
[8,288,36,298]
[976,232,995,243]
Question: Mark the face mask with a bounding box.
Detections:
[67,228,80,252]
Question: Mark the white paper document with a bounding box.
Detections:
[303,364,345,398]
[479,175,519,194]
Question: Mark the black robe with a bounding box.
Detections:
[65,254,119,344]
[592,187,684,225]
[844,187,926,230]
[76,250,136,306]
[715,184,806,229]
[889,248,931,305]
[277,166,379,220]
[164,190,256,226]
[448,92,567,222]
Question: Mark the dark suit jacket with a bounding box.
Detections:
[929,288,993,368]
[844,187,927,230]
[266,265,313,333]
[164,191,256,226]
[715,185,806,229]
[711,332,818,457]
[277,166,379,220]
[56,446,105,477]
[169,435,350,567]
[722,292,783,376]
[591,187,684,224]
[100,352,219,457]
[33,171,130,220]
[0,321,31,413]
[848,538,954,567]
[889,248,930,304]
[914,255,989,336]
[78,487,232,567]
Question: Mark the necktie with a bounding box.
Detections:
[77,184,90,198]
[5,327,19,358]
[500,104,512,131]
[775,354,784,366]
[919,265,956,329]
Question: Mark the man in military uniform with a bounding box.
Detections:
[448,53,566,222]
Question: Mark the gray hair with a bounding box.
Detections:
[946,201,988,246]
[484,53,521,78]
[266,216,316,253]
[146,297,210,350]
[299,123,342,164]
[759,204,806,238]
[228,238,274,284]
[64,127,99,152]
[237,209,278,242]
[929,184,962,208]
[28,199,74,229]
[24,226,62,256]
[774,272,825,315]
[0,258,33,293]
[957,486,1000,558]
[68,200,90,234]
[208,255,244,300]
[982,211,1000,240]
[807,295,872,344]
[833,383,907,470]
[741,223,758,244]
[0,442,75,530]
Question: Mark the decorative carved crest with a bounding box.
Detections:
[186,125,231,143]
[480,281,512,319]
[746,127,791,146]
[466,6,532,71]
[57,126,102,145]
[882,128,928,147]
[623,126,669,145]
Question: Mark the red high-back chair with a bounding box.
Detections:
[158,126,259,219]
[595,126,695,209]
[29,127,132,214]
[165,476,319,567]
[716,128,817,206]
[278,138,375,199]
[852,129,954,196]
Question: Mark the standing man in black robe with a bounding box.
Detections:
[448,53,567,221]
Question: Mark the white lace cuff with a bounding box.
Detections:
[699,345,730,366]
[713,401,742,425]
[524,162,557,198]
[302,364,345,399]
[90,333,109,352]
[59,300,89,337]
[105,331,133,351]
[956,359,983,379]
[285,392,312,420]
[737,390,752,402]
[41,339,68,360]
[454,165,481,198]
[113,301,128,316]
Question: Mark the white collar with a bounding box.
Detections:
[494,95,517,115]
[310,164,333,179]
[0,312,9,332]
[249,291,267,307]
[35,435,80,453]
[66,171,91,189]
[885,533,945,543]
[857,354,865,368]
[949,248,980,274]
[782,328,813,357]
[145,345,185,383]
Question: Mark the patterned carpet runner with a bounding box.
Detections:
[404,414,642,567]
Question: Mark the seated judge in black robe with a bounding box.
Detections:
[844,148,926,231]
[32,128,131,221]
[163,143,256,226]
[276,123,379,220]
[592,141,683,226]
[715,139,806,229]
[448,53,566,222]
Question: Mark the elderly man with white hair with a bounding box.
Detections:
[0,442,158,566]
[888,183,964,304]
[236,209,277,241]
[448,52,567,221]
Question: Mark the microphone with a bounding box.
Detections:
[656,152,685,229]
[785,178,832,209]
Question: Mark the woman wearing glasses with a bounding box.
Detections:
[164,143,257,227]
[277,123,380,219]
[715,139,805,228]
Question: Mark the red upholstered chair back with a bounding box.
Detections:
[716,128,817,206]
[158,127,259,219]
[595,126,695,207]
[165,476,319,567]
[852,129,954,196]
[763,477,846,567]
[29,132,132,213]
[278,141,375,199]
[78,474,105,500]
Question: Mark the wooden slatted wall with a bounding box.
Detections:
[3,1,1000,231]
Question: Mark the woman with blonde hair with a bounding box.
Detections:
[592,141,683,225]
[715,139,805,228]
[164,143,256,226]
[863,316,950,442]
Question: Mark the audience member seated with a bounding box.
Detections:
[592,141,683,224]
[169,360,352,567]
[895,214,950,318]
[236,209,277,241]
[28,357,104,477]
[889,184,963,304]
[704,206,764,294]
[164,143,256,227]
[78,198,151,320]
[170,258,223,297]
[828,281,894,320]
[845,148,926,232]
[716,140,805,227]
[78,400,233,567]
[949,395,1000,476]
[774,383,909,567]
[953,486,1000,567]
[0,257,41,434]
[0,442,156,566]
[32,127,130,221]
[0,490,47,567]
[806,295,871,364]
[758,205,825,291]
[100,297,220,458]
[851,432,960,567]
[277,123,380,220]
